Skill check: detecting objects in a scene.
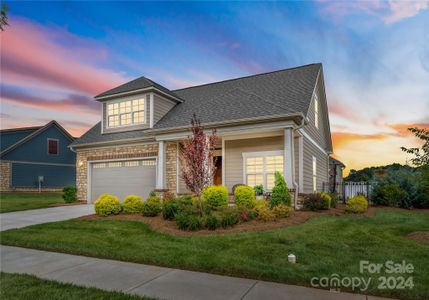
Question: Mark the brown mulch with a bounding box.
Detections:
[78,204,379,236]
[407,231,429,243]
[50,201,86,207]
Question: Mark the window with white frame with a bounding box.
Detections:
[244,151,283,190]
[314,95,319,129]
[312,156,317,191]
[107,99,145,128]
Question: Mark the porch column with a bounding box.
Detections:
[283,128,294,187]
[156,141,165,189]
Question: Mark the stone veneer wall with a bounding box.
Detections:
[0,161,11,192]
[165,142,178,193]
[76,143,159,202]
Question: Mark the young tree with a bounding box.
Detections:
[0,4,9,31]
[179,114,217,215]
[401,127,429,167]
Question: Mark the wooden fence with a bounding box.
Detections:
[323,181,373,203]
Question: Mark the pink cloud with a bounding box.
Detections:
[1,17,127,96]
[316,0,428,24]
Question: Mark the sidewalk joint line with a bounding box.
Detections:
[125,269,174,293]
[240,280,259,300]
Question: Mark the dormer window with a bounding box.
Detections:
[107,99,145,128]
[314,95,319,129]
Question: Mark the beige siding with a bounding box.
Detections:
[302,136,329,193]
[153,94,176,125]
[305,83,329,150]
[224,136,283,192]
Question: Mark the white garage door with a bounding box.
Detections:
[90,159,156,203]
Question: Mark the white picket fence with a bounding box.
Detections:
[324,181,373,202]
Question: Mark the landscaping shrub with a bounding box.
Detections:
[219,206,239,228]
[237,207,255,222]
[253,199,269,216]
[257,208,276,222]
[202,186,228,207]
[319,192,332,208]
[149,191,157,197]
[234,185,255,208]
[345,195,368,213]
[94,194,121,216]
[329,192,340,208]
[270,171,291,207]
[62,186,77,203]
[142,196,162,216]
[232,184,245,194]
[253,184,264,196]
[372,184,408,207]
[121,195,143,214]
[175,213,203,231]
[205,215,219,230]
[162,199,180,220]
[414,165,429,208]
[303,193,329,211]
[162,191,175,201]
[272,204,291,218]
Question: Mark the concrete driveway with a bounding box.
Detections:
[0,204,94,231]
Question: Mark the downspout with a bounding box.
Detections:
[292,116,308,209]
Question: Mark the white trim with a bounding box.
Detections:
[283,128,293,187]
[298,134,304,193]
[95,87,182,103]
[10,160,74,167]
[176,142,179,194]
[101,103,104,134]
[150,93,154,128]
[299,129,329,155]
[47,138,59,156]
[221,138,225,186]
[312,156,317,192]
[156,141,165,189]
[87,156,158,203]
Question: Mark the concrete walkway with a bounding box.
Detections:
[0,204,94,231]
[0,245,393,300]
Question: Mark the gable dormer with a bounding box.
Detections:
[95,76,182,134]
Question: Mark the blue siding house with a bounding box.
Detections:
[0,121,76,191]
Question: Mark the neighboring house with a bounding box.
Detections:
[0,121,76,191]
[71,63,333,208]
[328,157,345,192]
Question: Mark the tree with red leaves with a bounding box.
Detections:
[180,114,217,215]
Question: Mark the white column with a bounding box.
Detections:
[221,138,225,186]
[156,141,165,189]
[283,128,294,188]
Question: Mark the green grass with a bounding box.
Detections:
[1,210,428,299]
[0,272,154,300]
[0,192,64,213]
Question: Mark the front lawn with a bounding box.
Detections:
[1,209,428,299]
[0,192,64,213]
[0,272,154,300]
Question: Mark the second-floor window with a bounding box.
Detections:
[47,139,59,155]
[107,99,145,128]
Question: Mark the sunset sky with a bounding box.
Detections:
[1,1,428,174]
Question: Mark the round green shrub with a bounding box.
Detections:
[219,206,239,228]
[345,195,368,213]
[319,192,332,208]
[122,195,143,214]
[94,194,121,216]
[142,196,162,216]
[234,186,255,208]
[372,184,408,207]
[303,193,329,211]
[162,199,180,220]
[62,186,77,203]
[272,204,291,218]
[205,215,220,230]
[202,185,228,207]
[270,171,291,207]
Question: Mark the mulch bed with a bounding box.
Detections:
[50,201,86,207]
[78,204,380,236]
[407,231,429,244]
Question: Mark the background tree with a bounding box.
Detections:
[179,114,217,215]
[0,4,9,31]
[401,127,429,167]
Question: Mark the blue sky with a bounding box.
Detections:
[1,1,428,171]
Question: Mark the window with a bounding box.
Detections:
[314,95,319,129]
[107,98,145,128]
[47,139,58,155]
[312,156,317,192]
[244,152,283,190]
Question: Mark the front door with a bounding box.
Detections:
[213,156,222,185]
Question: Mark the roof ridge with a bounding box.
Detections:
[173,63,321,92]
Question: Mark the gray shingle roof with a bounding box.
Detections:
[95,76,181,100]
[72,63,321,147]
[155,63,320,129]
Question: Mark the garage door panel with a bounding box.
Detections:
[90,160,156,202]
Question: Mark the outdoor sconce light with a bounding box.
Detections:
[78,161,83,167]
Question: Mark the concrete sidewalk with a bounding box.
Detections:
[0,204,94,231]
[0,245,392,300]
